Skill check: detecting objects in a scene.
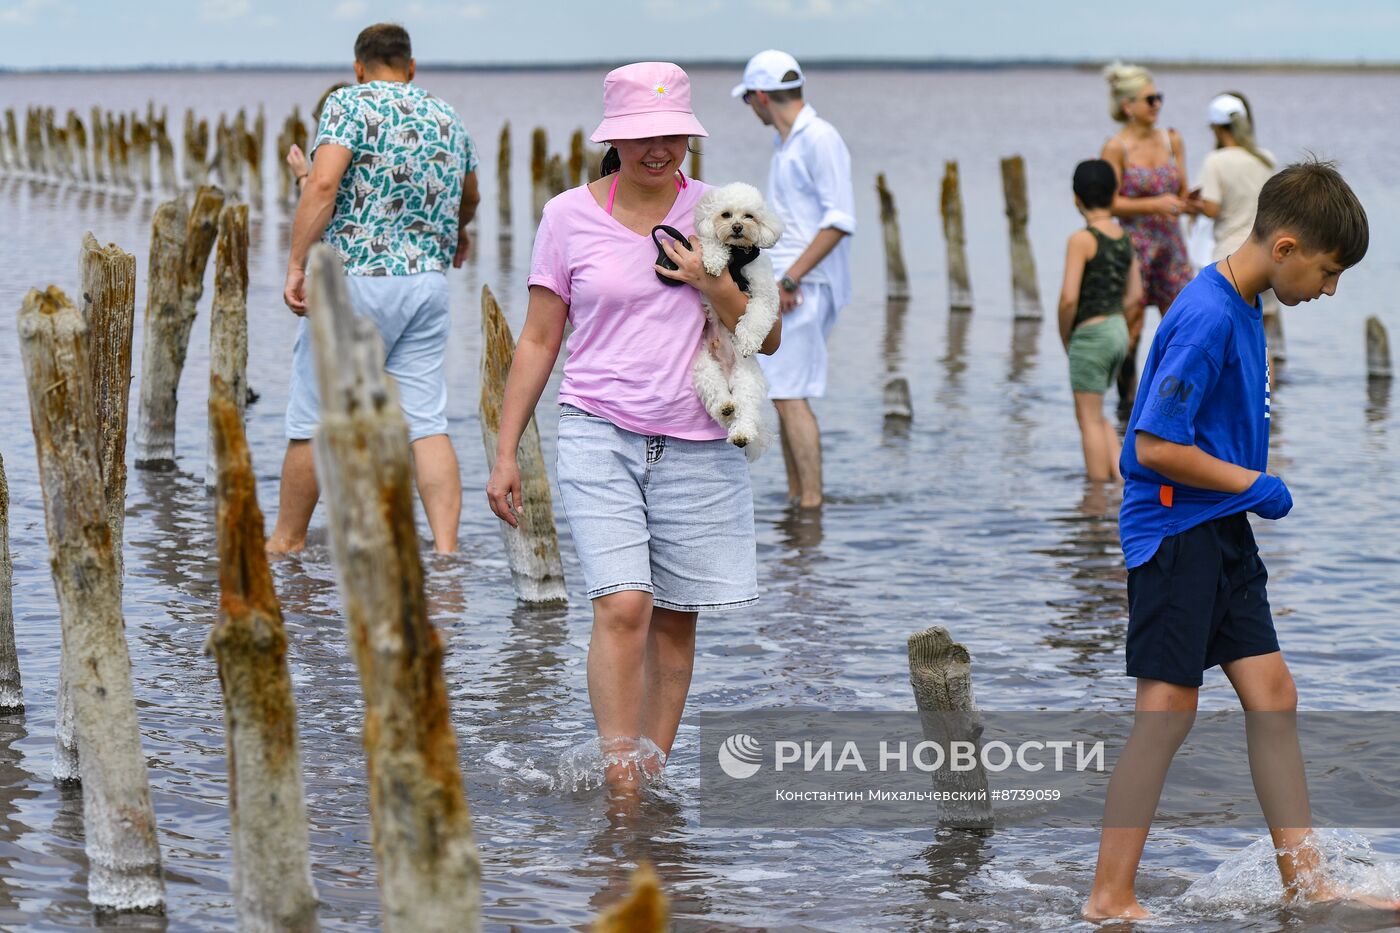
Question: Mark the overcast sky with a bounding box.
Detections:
[2,0,1397,69]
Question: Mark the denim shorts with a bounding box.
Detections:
[285,271,450,442]
[555,404,759,612]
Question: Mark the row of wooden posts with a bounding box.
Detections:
[0,102,311,209]
[4,184,665,926]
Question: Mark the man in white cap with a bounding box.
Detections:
[734,49,855,509]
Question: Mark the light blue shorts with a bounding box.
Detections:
[285,271,451,442]
[555,405,759,613]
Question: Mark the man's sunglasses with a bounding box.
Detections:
[1141,93,1164,106]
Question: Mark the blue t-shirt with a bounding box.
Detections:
[1119,265,1271,568]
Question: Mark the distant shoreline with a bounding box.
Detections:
[3,58,1399,75]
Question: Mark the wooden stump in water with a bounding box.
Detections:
[1000,155,1043,320]
[190,116,211,188]
[1367,316,1391,381]
[688,139,702,183]
[135,186,226,468]
[497,121,512,239]
[208,379,320,933]
[941,160,973,312]
[0,454,21,712]
[592,862,668,933]
[531,126,548,227]
[568,126,584,188]
[545,153,566,200]
[305,245,482,932]
[206,205,249,489]
[18,287,165,911]
[80,233,137,573]
[68,112,90,182]
[907,626,993,830]
[131,116,152,191]
[875,172,910,300]
[479,285,567,604]
[243,130,262,212]
[89,106,105,183]
[155,112,177,194]
[1265,308,1285,372]
[883,377,913,421]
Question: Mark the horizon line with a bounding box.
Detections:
[3,56,1400,75]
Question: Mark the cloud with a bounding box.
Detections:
[333,0,367,18]
[201,0,251,22]
[0,0,55,25]
[402,2,486,18]
[752,0,885,16]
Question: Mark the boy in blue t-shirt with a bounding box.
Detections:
[1085,161,1371,920]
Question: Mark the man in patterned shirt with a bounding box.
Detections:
[271,22,480,554]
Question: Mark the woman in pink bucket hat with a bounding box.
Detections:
[486,62,781,796]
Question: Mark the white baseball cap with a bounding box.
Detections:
[731,49,805,98]
[1207,94,1246,126]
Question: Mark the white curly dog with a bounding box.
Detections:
[691,182,784,459]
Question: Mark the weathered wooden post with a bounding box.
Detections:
[155,112,178,194]
[545,153,566,200]
[208,379,320,933]
[941,160,973,313]
[1000,155,1043,320]
[480,285,567,604]
[0,454,21,712]
[3,110,18,173]
[688,139,702,182]
[206,205,250,489]
[531,127,548,227]
[243,130,263,212]
[68,112,90,182]
[1367,316,1391,381]
[875,172,910,300]
[568,127,584,188]
[182,108,195,185]
[131,116,152,191]
[497,121,511,238]
[190,117,211,188]
[135,187,226,468]
[883,377,913,421]
[593,863,668,933]
[19,286,165,911]
[81,233,138,572]
[306,245,481,932]
[89,106,106,184]
[907,625,993,829]
[232,109,249,196]
[1265,307,1286,372]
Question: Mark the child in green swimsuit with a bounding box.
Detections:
[1058,160,1144,481]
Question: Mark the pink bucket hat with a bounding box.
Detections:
[589,62,708,143]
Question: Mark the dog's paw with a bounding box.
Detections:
[719,401,736,418]
[702,253,728,277]
[730,433,749,448]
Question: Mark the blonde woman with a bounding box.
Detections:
[1100,62,1195,407]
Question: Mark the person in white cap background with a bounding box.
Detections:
[487,62,780,797]
[734,49,855,509]
[1194,91,1284,367]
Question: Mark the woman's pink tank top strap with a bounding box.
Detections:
[605,170,688,216]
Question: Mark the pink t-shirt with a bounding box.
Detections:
[527,179,726,441]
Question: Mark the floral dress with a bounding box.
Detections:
[1120,162,1192,313]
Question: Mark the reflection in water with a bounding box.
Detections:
[882,297,909,376]
[892,829,992,927]
[583,790,711,922]
[0,717,39,913]
[1367,376,1391,425]
[1037,482,1126,676]
[1008,318,1040,385]
[941,309,971,396]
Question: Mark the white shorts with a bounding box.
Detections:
[285,271,450,442]
[757,281,838,400]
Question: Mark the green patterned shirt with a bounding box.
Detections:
[314,81,477,276]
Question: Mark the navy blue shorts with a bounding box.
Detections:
[1125,512,1279,687]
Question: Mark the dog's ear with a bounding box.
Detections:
[695,189,721,223]
[754,206,784,250]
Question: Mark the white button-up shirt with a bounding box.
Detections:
[767,104,856,309]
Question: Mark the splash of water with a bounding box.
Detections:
[1182,829,1400,911]
[555,736,666,793]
